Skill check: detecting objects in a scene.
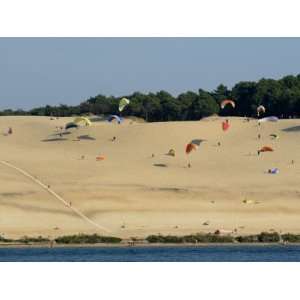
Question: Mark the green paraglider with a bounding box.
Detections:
[119,98,130,112]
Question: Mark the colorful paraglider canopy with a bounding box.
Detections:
[119,98,130,112]
[258,116,279,123]
[220,99,235,109]
[222,121,230,131]
[191,139,206,146]
[186,143,197,154]
[259,146,274,152]
[107,115,122,124]
[166,149,176,157]
[73,117,92,126]
[268,168,279,174]
[257,105,266,116]
[96,155,105,161]
[65,122,79,130]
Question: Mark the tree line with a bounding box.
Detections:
[1,74,300,121]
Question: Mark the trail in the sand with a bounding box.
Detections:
[0,160,111,234]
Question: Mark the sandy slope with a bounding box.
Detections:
[0,116,300,238]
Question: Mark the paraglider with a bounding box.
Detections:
[119,98,130,112]
[258,116,279,123]
[222,119,230,131]
[186,143,197,154]
[257,105,266,116]
[258,146,274,155]
[220,99,235,109]
[107,115,122,124]
[166,149,175,157]
[268,168,279,174]
[73,117,92,126]
[96,155,105,161]
[186,139,206,154]
[270,134,279,139]
[65,122,79,130]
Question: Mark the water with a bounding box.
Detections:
[1,245,300,261]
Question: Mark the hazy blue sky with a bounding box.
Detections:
[1,38,300,110]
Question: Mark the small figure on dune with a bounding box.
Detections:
[188,163,191,168]
[258,134,261,139]
[112,136,116,142]
[217,142,221,147]
[291,160,295,165]
[47,185,51,189]
[81,155,85,160]
[8,127,13,135]
[151,153,155,158]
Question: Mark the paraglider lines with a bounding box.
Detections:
[0,160,111,234]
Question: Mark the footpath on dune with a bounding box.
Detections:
[0,160,111,234]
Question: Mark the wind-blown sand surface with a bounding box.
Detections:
[0,116,300,238]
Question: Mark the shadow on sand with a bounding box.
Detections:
[77,135,96,141]
[41,138,68,142]
[153,163,168,168]
[282,125,300,132]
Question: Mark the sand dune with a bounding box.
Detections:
[0,116,300,238]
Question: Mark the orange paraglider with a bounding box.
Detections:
[258,146,274,155]
[186,143,197,154]
[96,155,105,161]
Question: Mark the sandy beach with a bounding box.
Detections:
[0,116,300,239]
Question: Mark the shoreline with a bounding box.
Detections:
[0,241,294,249]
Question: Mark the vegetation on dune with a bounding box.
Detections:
[146,233,234,244]
[16,236,50,244]
[2,74,300,120]
[281,233,300,243]
[1,232,300,245]
[146,232,290,244]
[54,234,122,244]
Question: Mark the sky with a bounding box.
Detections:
[1,38,300,110]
